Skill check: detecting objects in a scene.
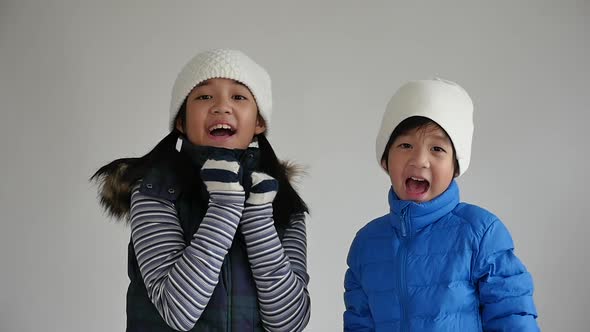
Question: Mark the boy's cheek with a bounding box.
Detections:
[381,146,394,171]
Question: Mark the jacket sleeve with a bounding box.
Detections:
[343,234,374,331]
[129,188,245,331]
[473,219,540,331]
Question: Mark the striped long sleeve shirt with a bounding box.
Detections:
[240,203,311,331]
[129,188,310,331]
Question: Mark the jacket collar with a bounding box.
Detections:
[176,137,260,170]
[143,137,261,200]
[388,180,460,236]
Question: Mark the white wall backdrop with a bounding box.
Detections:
[1,0,588,330]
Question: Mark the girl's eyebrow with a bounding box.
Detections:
[230,81,249,90]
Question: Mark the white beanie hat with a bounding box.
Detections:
[376,78,474,177]
[169,49,272,130]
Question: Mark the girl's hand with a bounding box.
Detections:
[245,172,278,205]
[200,149,244,193]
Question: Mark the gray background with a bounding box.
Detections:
[1,0,588,331]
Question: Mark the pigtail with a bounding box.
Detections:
[256,134,309,228]
[90,130,195,220]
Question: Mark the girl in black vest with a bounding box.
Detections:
[92,49,310,331]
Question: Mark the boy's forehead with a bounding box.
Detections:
[397,123,451,141]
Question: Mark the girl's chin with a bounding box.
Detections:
[204,136,250,150]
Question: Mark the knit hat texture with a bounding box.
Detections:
[376,78,474,177]
[169,49,272,130]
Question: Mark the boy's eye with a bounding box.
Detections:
[233,95,247,100]
[195,95,212,100]
[432,146,446,153]
[398,143,412,149]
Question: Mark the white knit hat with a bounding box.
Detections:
[376,78,474,177]
[169,49,272,130]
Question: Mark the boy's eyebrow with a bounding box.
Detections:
[397,132,451,143]
[431,134,451,141]
[195,80,247,88]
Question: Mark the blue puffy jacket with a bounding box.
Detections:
[344,181,539,331]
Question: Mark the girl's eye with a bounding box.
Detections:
[195,95,212,100]
[432,146,446,153]
[398,143,412,149]
[233,95,247,100]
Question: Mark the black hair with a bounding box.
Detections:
[91,101,308,228]
[256,133,308,224]
[381,116,460,176]
[175,98,188,132]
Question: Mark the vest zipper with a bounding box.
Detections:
[227,254,232,332]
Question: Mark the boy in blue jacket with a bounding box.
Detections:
[344,78,539,331]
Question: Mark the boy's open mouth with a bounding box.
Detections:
[208,124,236,137]
[405,176,430,194]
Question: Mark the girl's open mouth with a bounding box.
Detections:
[208,124,236,137]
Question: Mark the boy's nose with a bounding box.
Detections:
[409,149,430,168]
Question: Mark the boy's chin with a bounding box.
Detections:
[393,187,432,203]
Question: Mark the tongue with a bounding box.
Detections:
[211,129,233,137]
[406,179,429,194]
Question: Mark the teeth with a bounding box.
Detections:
[209,124,233,132]
[410,177,425,181]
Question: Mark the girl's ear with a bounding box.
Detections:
[255,115,266,135]
[175,117,184,133]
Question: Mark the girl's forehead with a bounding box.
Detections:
[195,78,246,88]
[189,78,253,97]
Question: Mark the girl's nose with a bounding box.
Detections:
[211,100,232,114]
